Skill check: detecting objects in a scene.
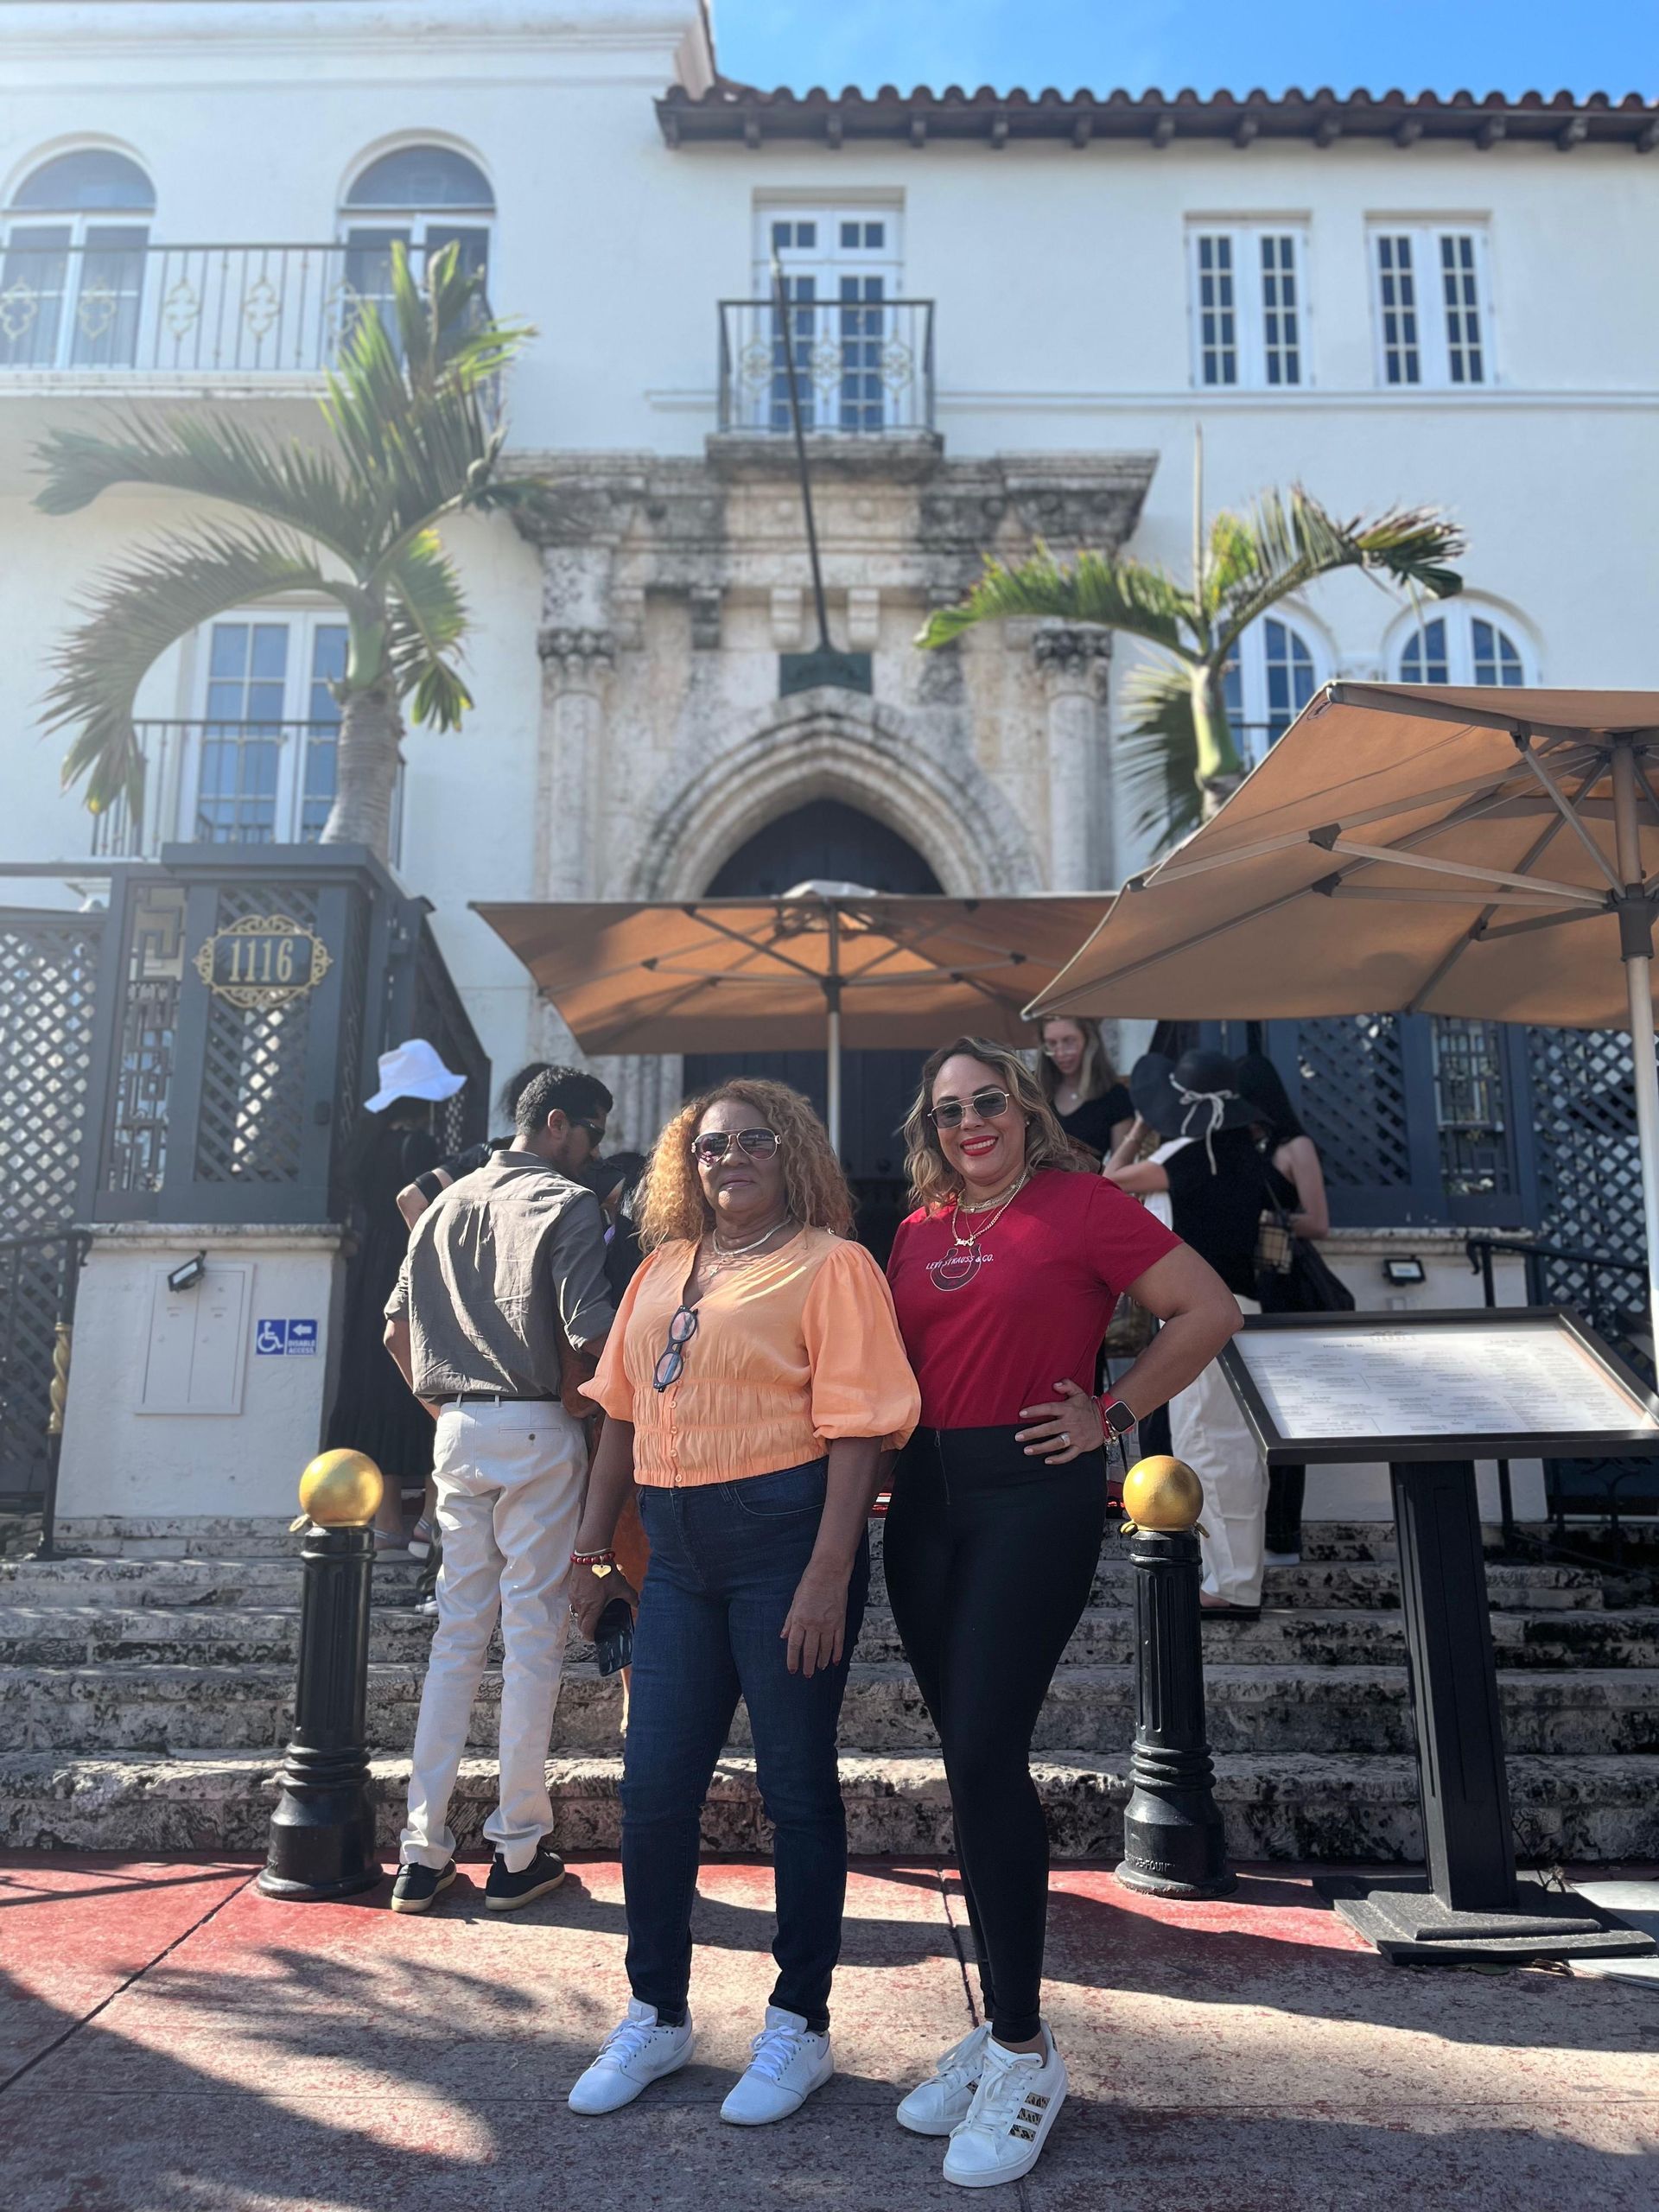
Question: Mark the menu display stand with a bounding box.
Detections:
[1220,1309,1659,1966]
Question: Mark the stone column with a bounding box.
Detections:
[535,626,614,899]
[1032,625,1112,893]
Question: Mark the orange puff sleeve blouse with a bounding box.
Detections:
[585,1225,920,1488]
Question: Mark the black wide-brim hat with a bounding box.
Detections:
[1128,1049,1258,1143]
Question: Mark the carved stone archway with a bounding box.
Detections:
[626,688,1041,903]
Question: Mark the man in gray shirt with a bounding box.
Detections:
[384,1065,616,1914]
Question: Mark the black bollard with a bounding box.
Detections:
[1115,1454,1236,1900]
[259,1451,385,1902]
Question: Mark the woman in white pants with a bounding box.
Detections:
[1105,1049,1270,1618]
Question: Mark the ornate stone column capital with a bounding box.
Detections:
[537,626,616,687]
[1031,624,1114,692]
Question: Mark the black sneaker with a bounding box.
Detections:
[485,1844,566,1911]
[391,1859,458,1914]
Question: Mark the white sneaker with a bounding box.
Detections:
[1262,1548,1301,1567]
[567,1999,695,2114]
[720,2005,834,2126]
[896,2020,992,2137]
[942,2025,1067,2189]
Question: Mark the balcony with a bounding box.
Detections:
[0,242,477,379]
[90,721,344,857]
[717,296,935,438]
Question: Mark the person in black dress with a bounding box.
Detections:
[1038,1017,1134,1161]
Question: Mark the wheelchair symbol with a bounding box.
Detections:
[255,1319,288,1355]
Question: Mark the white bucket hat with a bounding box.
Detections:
[365,1039,466,1114]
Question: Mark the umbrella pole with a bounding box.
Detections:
[826,994,842,1155]
[1611,741,1659,1351]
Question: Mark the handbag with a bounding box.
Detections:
[1104,1291,1156,1357]
[1255,1175,1296,1277]
[1287,1236,1357,1313]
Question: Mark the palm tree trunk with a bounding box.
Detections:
[1192,663,1245,821]
[322,685,402,860]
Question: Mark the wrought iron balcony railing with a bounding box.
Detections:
[89,721,344,855]
[717,297,935,436]
[0,241,487,377]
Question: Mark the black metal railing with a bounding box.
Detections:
[1465,1234,1656,1550]
[0,1229,89,1536]
[91,721,348,856]
[0,241,490,376]
[718,296,934,435]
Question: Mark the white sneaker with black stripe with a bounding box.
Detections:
[941,2025,1067,2189]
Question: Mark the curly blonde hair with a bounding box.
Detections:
[635,1077,855,1249]
[902,1035,1088,1215]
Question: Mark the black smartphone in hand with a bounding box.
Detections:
[594,1594,634,1677]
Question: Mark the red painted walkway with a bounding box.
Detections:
[2,1856,1654,2210]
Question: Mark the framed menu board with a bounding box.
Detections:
[1220,1308,1659,1467]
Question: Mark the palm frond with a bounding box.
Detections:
[916,545,1194,652]
[384,532,473,729]
[1117,658,1205,850]
[33,410,369,560]
[43,524,353,816]
[1206,488,1465,652]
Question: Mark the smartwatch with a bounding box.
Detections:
[1096,1395,1136,1441]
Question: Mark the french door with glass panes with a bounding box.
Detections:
[188,614,346,844]
[757,208,904,432]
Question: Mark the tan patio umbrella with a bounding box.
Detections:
[1027,683,1659,1338]
[475,884,1111,1148]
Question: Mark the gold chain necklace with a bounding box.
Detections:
[927,1172,1030,1293]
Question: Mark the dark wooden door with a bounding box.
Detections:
[682,799,941,1255]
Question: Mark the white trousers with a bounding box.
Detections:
[401,1399,587,1872]
[1168,1294,1267,1608]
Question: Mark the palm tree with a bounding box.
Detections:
[35,243,533,861]
[916,445,1465,843]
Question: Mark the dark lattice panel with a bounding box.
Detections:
[1293,1015,1414,1194]
[193,884,315,1185]
[329,893,372,1187]
[0,1233,77,1500]
[1527,1025,1649,1350]
[0,914,103,1235]
[410,923,489,1152]
[104,887,185,1199]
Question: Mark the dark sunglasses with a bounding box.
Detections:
[928,1086,1013,1130]
[574,1118,607,1144]
[691,1128,780,1166]
[653,1303,699,1391]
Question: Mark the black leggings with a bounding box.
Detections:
[883,1427,1107,2045]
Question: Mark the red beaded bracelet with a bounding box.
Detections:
[570,1548,617,1568]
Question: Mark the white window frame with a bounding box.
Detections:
[1394,604,1532,687]
[753,202,903,293]
[1,153,156,371]
[1369,224,1494,389]
[747,200,914,434]
[1223,613,1325,768]
[1186,223,1311,391]
[181,608,350,847]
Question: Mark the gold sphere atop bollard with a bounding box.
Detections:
[297,1448,384,1529]
[1122,1454,1205,1534]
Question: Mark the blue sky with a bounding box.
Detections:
[713,2,1659,102]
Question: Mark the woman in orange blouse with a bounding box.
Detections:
[566,1078,919,2130]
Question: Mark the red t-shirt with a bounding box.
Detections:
[887,1168,1181,1430]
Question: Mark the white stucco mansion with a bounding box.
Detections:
[3,0,1657,1158]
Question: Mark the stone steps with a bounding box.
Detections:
[3,1600,1656,1672]
[0,1551,1611,1614]
[3,1746,1655,1865]
[5,1658,1656,1761]
[3,1535,1652,1861]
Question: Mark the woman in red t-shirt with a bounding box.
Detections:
[882,1035,1240,2189]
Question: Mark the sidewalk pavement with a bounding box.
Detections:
[2,1854,1655,2212]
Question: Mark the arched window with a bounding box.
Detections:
[340,145,493,333]
[1398,607,1528,687]
[2,149,154,368]
[1223,614,1319,768]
